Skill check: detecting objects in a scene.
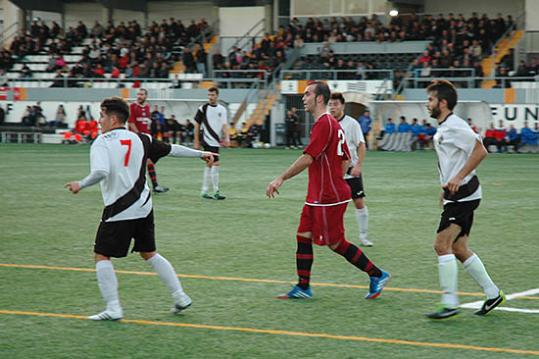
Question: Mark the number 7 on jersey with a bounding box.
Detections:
[120,139,132,166]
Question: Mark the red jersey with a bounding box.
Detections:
[303,113,352,206]
[129,102,152,134]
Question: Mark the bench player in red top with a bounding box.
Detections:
[128,88,169,193]
[266,81,390,299]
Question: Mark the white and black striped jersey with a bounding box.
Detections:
[338,115,365,179]
[433,113,482,203]
[89,129,171,222]
[194,103,227,147]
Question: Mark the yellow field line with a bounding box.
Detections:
[1,263,538,300]
[1,309,538,356]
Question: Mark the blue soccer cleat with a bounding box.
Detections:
[277,285,313,299]
[365,270,391,299]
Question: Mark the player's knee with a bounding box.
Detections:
[140,251,156,260]
[433,235,452,255]
[94,253,110,262]
[354,198,365,209]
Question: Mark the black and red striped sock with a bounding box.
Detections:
[296,235,313,289]
[332,239,381,277]
[147,163,158,188]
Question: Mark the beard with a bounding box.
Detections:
[429,105,441,119]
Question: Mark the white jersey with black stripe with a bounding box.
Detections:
[338,115,365,179]
[90,129,152,222]
[195,103,227,147]
[434,113,482,203]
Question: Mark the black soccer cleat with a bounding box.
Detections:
[474,290,505,316]
[153,185,169,193]
[426,306,460,319]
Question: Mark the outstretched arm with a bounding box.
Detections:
[168,144,216,165]
[266,154,313,198]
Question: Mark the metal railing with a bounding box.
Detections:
[6,76,266,89]
[411,67,476,78]
[402,75,538,89]
[213,70,270,87]
[226,19,265,53]
[280,69,394,81]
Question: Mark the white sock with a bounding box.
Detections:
[438,254,459,308]
[202,167,211,193]
[146,253,185,299]
[463,253,500,299]
[95,260,121,312]
[211,166,220,193]
[356,206,368,240]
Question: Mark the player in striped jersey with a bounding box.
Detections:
[65,97,216,320]
[328,92,373,247]
[194,87,230,200]
[266,81,389,300]
[425,80,504,319]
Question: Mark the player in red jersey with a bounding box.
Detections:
[266,81,390,300]
[128,88,169,193]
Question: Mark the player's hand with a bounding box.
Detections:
[266,177,283,198]
[201,152,217,166]
[350,164,362,177]
[65,181,81,194]
[444,175,463,194]
[223,138,230,148]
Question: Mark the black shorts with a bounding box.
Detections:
[202,142,220,162]
[437,199,480,238]
[94,211,156,258]
[346,176,366,199]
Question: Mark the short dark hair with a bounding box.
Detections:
[208,86,219,95]
[138,88,148,95]
[101,97,130,123]
[427,80,458,110]
[329,92,345,104]
[309,81,330,105]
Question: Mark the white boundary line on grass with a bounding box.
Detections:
[460,288,539,314]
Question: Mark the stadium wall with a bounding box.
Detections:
[424,0,524,17]
[26,1,219,28]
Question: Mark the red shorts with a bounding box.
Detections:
[297,203,348,246]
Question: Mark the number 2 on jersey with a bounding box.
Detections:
[120,139,132,166]
[337,129,346,156]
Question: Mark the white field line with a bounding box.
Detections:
[460,288,539,314]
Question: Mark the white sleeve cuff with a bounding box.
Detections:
[169,144,203,158]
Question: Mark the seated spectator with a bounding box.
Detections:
[520,121,539,152]
[49,104,66,127]
[505,124,520,152]
[166,114,182,144]
[383,118,396,136]
[397,116,412,133]
[494,120,508,152]
[483,123,501,152]
[422,121,437,149]
[21,106,35,126]
[184,119,194,144]
[411,118,426,150]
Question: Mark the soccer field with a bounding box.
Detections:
[1,144,538,358]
